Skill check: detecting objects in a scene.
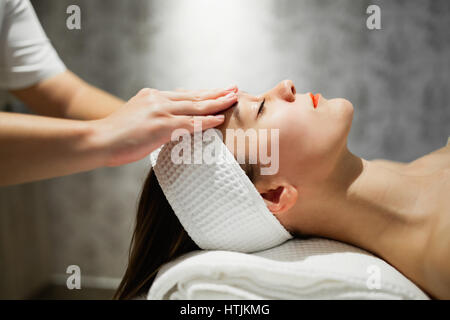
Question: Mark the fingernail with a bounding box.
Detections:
[223,92,236,100]
[215,114,225,120]
[225,84,237,91]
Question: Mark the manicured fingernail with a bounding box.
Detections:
[215,114,225,120]
[222,92,236,100]
[225,84,237,91]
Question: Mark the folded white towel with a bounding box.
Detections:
[148,238,429,300]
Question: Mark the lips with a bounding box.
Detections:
[309,92,320,108]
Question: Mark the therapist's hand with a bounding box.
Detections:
[91,86,238,167]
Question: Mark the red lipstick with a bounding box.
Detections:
[309,92,320,108]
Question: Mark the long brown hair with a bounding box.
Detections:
[113,168,199,299]
[114,160,257,299]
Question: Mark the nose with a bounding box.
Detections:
[268,80,296,102]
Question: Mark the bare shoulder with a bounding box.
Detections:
[371,159,410,173]
[421,168,450,299]
[372,141,450,175]
[407,144,450,175]
[422,215,450,299]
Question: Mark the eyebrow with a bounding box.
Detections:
[232,101,243,125]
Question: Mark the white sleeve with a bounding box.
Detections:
[0,0,66,89]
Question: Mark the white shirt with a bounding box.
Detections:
[0,0,66,90]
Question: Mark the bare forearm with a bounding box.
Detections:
[9,70,125,120]
[65,81,125,120]
[1,85,237,186]
[0,112,105,186]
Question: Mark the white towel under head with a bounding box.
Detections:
[148,238,429,300]
[149,129,293,253]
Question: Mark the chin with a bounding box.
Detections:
[329,98,354,132]
[330,97,353,115]
[323,98,354,153]
[342,99,354,132]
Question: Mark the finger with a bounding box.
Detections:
[174,86,234,93]
[136,87,152,96]
[161,85,238,101]
[175,114,226,133]
[169,92,238,115]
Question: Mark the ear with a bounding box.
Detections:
[259,183,298,216]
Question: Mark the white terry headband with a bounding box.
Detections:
[149,129,293,253]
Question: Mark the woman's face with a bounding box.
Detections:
[217,80,354,226]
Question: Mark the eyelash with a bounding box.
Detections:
[257,98,266,116]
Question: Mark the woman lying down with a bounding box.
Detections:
[114,80,449,300]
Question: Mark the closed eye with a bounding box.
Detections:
[257,98,266,117]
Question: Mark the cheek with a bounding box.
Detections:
[275,109,322,156]
[270,110,321,175]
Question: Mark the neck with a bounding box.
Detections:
[293,147,427,259]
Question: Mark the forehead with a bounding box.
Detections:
[238,90,258,99]
[216,90,260,133]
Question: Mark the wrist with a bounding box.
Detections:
[84,119,114,168]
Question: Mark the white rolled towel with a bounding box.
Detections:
[148,238,429,300]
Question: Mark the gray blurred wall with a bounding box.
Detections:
[1,0,449,298]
